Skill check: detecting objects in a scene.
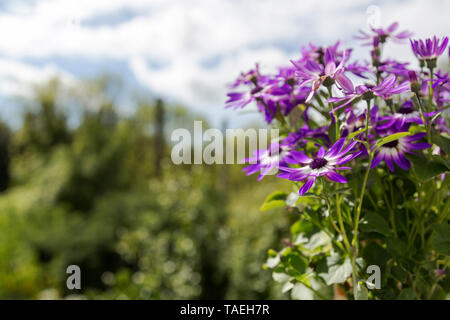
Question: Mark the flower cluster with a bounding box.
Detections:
[226,22,450,300]
[227,23,449,196]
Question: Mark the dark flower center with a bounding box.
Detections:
[397,106,413,114]
[384,140,399,148]
[309,157,328,169]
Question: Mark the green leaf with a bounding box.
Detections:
[328,121,337,143]
[347,127,369,140]
[290,220,314,236]
[362,242,390,271]
[407,154,449,181]
[431,224,450,256]
[386,236,408,257]
[319,255,353,285]
[408,124,426,135]
[375,132,410,149]
[287,253,308,274]
[397,288,417,300]
[359,212,391,236]
[391,265,408,283]
[432,134,450,154]
[260,190,288,211]
[265,190,288,202]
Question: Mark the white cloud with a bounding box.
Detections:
[0,0,448,124]
[0,58,75,97]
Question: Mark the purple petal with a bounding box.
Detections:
[385,155,395,172]
[335,140,358,158]
[387,22,399,33]
[334,151,362,165]
[299,177,316,196]
[243,164,260,175]
[324,48,335,66]
[404,132,426,142]
[277,171,292,179]
[317,147,325,158]
[334,166,352,170]
[325,137,346,158]
[370,152,384,169]
[325,171,347,183]
[407,142,432,150]
[335,73,354,93]
[289,151,312,163]
[289,171,309,181]
[393,153,411,170]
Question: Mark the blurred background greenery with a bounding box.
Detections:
[0,76,295,299]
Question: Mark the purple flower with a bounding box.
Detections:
[428,70,450,89]
[377,101,423,130]
[378,60,411,79]
[410,36,449,60]
[328,75,409,112]
[243,143,302,181]
[278,138,361,195]
[371,132,431,172]
[424,70,450,107]
[229,64,262,88]
[291,47,353,103]
[345,61,370,79]
[434,116,450,134]
[281,125,330,147]
[435,269,446,277]
[225,91,256,109]
[355,22,413,45]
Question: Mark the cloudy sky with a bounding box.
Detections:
[0,0,448,127]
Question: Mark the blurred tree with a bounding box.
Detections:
[0,77,291,300]
[0,121,10,191]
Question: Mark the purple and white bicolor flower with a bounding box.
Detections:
[291,47,353,103]
[355,22,413,46]
[327,74,409,112]
[243,143,306,181]
[277,138,361,195]
[410,36,449,61]
[376,101,427,130]
[371,132,431,172]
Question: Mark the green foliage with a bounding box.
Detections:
[260,191,288,211]
[374,132,411,149]
[260,108,450,300]
[0,79,290,299]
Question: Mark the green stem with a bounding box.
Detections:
[428,67,434,111]
[365,100,371,144]
[352,100,374,248]
[352,153,374,247]
[327,86,340,140]
[415,93,431,145]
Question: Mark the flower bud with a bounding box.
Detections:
[408,71,421,94]
[373,37,379,49]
